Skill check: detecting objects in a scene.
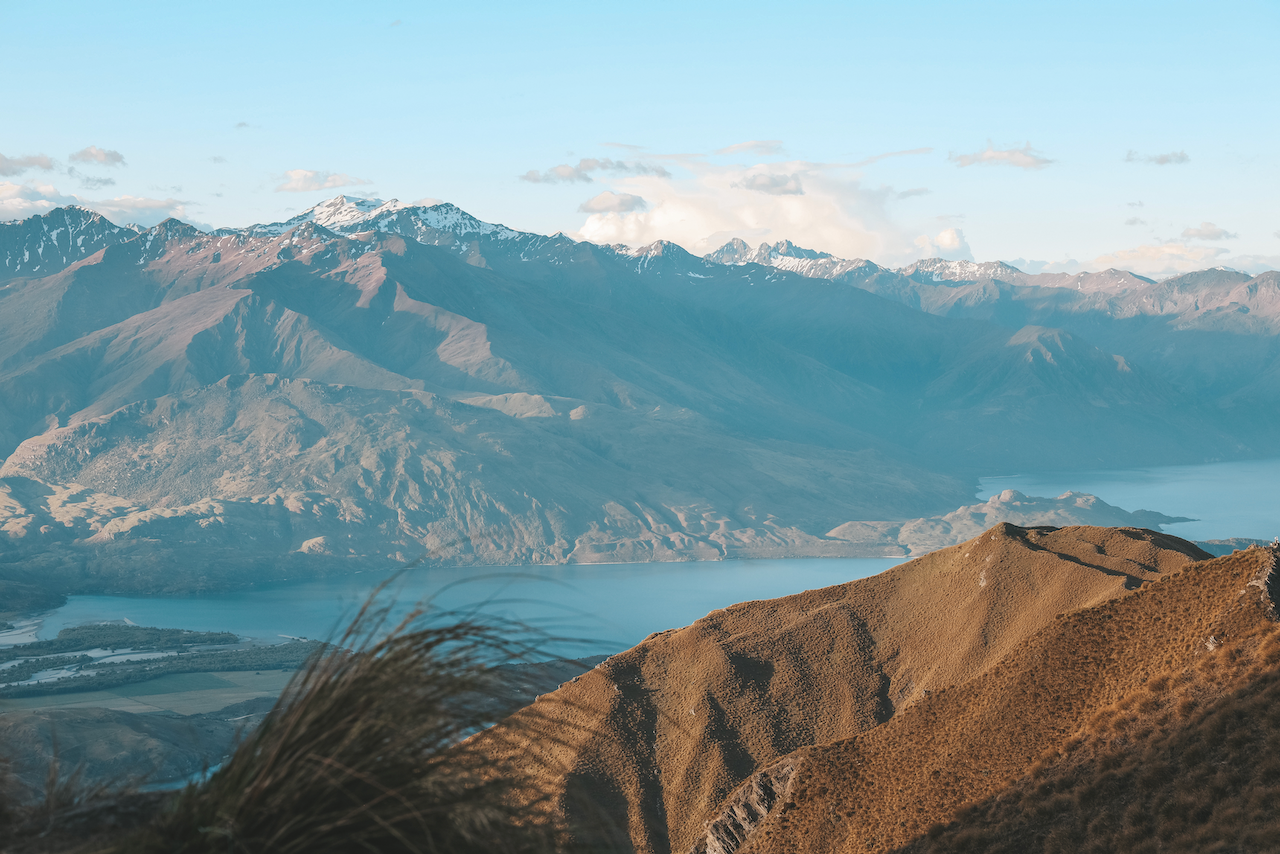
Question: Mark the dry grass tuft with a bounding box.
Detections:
[117,594,590,854]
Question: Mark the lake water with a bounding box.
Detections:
[24,557,906,657]
[979,455,1280,542]
[19,456,1280,657]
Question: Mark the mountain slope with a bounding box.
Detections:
[684,541,1279,854]
[0,199,1267,585]
[705,238,1280,415]
[492,524,1209,853]
[0,207,136,282]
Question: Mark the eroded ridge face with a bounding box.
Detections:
[493,524,1210,854]
[697,543,1280,854]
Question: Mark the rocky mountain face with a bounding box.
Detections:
[490,524,1213,853]
[0,198,1268,592]
[0,207,137,281]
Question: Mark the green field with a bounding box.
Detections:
[0,670,295,715]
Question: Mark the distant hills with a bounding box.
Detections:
[0,198,1273,591]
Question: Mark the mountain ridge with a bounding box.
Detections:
[490,524,1214,854]
[0,198,1271,590]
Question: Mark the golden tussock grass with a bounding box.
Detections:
[725,543,1280,854]
[102,596,605,854]
[490,524,1208,854]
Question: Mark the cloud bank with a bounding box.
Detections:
[0,180,195,228]
[578,191,648,213]
[572,155,953,264]
[733,173,804,196]
[1181,222,1237,240]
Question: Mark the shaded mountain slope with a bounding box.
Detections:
[706,239,1280,422]
[494,525,1208,853]
[0,199,1266,584]
[0,375,958,593]
[613,252,1236,470]
[687,542,1279,854]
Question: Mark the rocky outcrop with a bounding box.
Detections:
[687,756,800,854]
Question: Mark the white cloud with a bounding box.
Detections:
[91,195,195,227]
[0,153,54,177]
[574,158,936,264]
[1125,150,1189,165]
[520,158,670,184]
[1090,242,1229,278]
[522,164,592,184]
[733,173,804,195]
[716,140,784,157]
[897,187,930,199]
[0,181,80,220]
[1181,222,1237,240]
[950,141,1053,170]
[0,180,195,228]
[69,146,125,167]
[1125,217,1146,226]
[913,228,974,261]
[578,191,648,213]
[275,169,372,193]
[69,169,116,190]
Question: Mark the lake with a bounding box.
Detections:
[20,557,906,657]
[979,455,1280,542]
[18,455,1280,658]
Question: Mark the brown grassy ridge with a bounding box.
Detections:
[716,543,1280,854]
[490,524,1207,854]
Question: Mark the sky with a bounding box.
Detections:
[2,0,1278,278]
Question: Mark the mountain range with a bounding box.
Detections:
[0,197,1273,593]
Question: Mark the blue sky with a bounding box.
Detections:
[3,0,1277,276]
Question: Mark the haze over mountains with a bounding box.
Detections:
[0,197,1274,592]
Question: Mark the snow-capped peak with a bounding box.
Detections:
[898,258,1025,282]
[309,196,406,230]
[704,238,754,265]
[245,196,403,237]
[705,238,836,267]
